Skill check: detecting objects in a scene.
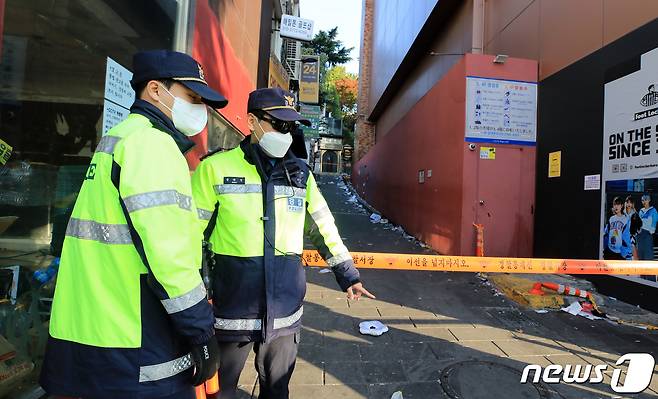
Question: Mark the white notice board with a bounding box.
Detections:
[465,76,537,146]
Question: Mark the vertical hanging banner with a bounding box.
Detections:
[299,55,320,104]
[601,47,658,272]
[102,57,135,135]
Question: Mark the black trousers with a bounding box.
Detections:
[217,333,299,399]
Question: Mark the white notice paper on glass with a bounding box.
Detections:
[102,100,130,135]
[104,57,135,109]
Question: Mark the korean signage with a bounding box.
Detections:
[102,57,135,135]
[465,76,537,146]
[280,15,314,42]
[321,137,342,151]
[299,55,320,104]
[299,104,321,138]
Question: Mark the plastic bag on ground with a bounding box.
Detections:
[359,320,389,336]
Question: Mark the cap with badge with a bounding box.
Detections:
[130,50,228,109]
[248,88,311,126]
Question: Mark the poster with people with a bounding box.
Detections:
[602,47,658,282]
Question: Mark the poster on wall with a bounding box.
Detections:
[465,76,537,146]
[601,47,658,281]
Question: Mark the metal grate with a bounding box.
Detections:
[284,39,299,77]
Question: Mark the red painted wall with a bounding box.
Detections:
[188,0,254,168]
[353,53,537,257]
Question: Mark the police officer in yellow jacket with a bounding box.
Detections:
[40,50,228,399]
[191,88,374,399]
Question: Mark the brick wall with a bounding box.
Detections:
[354,0,375,162]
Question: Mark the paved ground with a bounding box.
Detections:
[235,174,658,399]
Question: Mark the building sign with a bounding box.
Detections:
[320,137,342,150]
[102,57,135,135]
[299,55,319,104]
[465,76,537,146]
[600,47,658,265]
[268,53,290,90]
[299,104,321,138]
[280,15,314,42]
[603,48,658,182]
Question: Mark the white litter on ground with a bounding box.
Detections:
[391,392,404,399]
[561,301,603,320]
[359,320,389,336]
[318,268,332,274]
[534,309,549,314]
[369,213,382,223]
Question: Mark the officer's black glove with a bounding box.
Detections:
[190,338,220,386]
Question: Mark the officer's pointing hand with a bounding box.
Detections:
[347,282,375,301]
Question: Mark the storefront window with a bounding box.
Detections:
[0,1,179,395]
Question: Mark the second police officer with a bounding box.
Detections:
[192,87,374,399]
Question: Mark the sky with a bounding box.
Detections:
[300,0,362,75]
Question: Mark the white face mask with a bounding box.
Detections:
[158,84,208,136]
[255,120,292,158]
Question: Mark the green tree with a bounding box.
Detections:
[323,66,358,144]
[303,27,353,67]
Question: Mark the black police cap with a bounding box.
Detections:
[131,50,228,109]
[247,88,311,126]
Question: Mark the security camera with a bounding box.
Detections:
[468,143,476,151]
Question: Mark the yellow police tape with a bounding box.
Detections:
[301,250,658,275]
